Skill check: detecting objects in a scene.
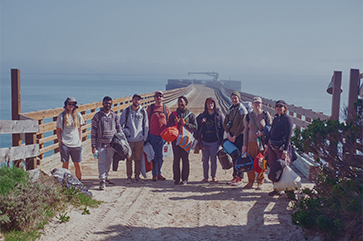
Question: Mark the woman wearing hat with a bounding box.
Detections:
[242,97,272,189]
[56,97,85,180]
[265,100,293,196]
[167,96,198,185]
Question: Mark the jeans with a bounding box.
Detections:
[201,140,219,179]
[149,134,165,176]
[97,147,114,181]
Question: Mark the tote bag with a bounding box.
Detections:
[273,165,302,191]
[176,125,194,153]
[254,152,267,173]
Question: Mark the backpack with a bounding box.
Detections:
[222,139,241,160]
[124,106,146,135]
[242,101,253,113]
[149,103,167,121]
[217,149,233,170]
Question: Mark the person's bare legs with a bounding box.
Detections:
[74,162,82,180]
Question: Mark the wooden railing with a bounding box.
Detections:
[206,81,330,129]
[19,85,193,167]
[0,120,39,169]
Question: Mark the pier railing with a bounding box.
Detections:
[206,81,330,129]
[0,120,39,168]
[18,84,193,170]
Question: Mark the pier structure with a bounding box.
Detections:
[2,68,361,179]
[1,69,362,240]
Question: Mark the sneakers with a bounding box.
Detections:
[152,176,158,181]
[231,177,243,186]
[126,178,132,184]
[134,178,144,183]
[181,180,188,185]
[99,180,106,190]
[228,177,238,185]
[106,179,115,186]
[268,190,283,196]
[158,175,166,181]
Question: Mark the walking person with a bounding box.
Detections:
[196,97,224,183]
[146,90,170,181]
[167,96,197,185]
[120,94,149,184]
[56,97,85,180]
[91,96,121,190]
[265,100,293,196]
[242,97,272,189]
[223,91,248,186]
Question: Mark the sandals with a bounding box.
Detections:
[211,178,219,183]
[200,178,208,183]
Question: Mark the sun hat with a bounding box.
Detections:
[64,97,78,108]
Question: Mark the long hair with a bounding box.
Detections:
[63,99,80,128]
[64,109,80,128]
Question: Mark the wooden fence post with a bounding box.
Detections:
[11,69,21,147]
[347,69,359,122]
[25,132,37,170]
[331,71,342,121]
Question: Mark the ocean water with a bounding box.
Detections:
[0,72,352,149]
[0,73,170,148]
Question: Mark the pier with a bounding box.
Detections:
[1,68,361,240]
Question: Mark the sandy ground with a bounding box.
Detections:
[38,85,316,240]
[38,150,315,241]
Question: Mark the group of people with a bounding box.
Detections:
[56,90,293,196]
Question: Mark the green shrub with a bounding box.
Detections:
[290,99,363,240]
[0,166,101,240]
[0,166,29,196]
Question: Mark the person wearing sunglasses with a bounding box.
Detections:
[146,91,170,181]
[266,100,293,196]
[56,97,85,180]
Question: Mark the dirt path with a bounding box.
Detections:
[39,85,313,240]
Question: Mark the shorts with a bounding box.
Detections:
[60,143,82,163]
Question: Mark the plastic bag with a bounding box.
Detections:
[273,165,302,191]
[163,143,173,157]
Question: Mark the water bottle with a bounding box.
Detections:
[93,150,98,159]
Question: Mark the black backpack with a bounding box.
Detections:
[217,149,233,170]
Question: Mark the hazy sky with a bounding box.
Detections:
[0,0,362,79]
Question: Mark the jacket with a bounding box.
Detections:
[223,103,247,137]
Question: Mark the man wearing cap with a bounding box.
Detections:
[223,91,248,186]
[91,96,121,190]
[120,94,149,183]
[146,91,170,181]
[56,97,85,180]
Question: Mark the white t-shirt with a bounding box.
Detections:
[56,112,85,147]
